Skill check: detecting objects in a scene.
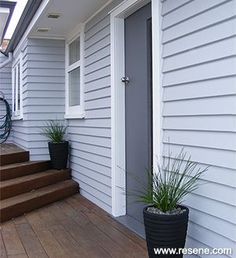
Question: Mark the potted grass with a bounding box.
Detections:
[42,120,68,170]
[140,149,208,258]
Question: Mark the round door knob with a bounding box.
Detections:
[121,76,130,83]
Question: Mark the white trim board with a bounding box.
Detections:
[11,53,23,120]
[110,0,162,217]
[152,0,163,172]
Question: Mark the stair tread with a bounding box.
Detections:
[0,144,30,166]
[0,160,51,182]
[0,160,49,170]
[0,144,79,222]
[0,144,27,155]
[1,180,78,209]
[0,169,70,188]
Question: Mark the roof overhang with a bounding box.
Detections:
[28,0,110,40]
[4,0,43,55]
[0,1,16,45]
[3,0,111,55]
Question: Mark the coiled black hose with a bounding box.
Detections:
[0,95,12,144]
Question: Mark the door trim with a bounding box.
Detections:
[110,0,163,217]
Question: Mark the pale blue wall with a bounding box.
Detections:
[161,0,236,255]
[12,39,65,160]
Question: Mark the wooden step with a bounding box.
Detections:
[0,161,51,181]
[0,180,79,222]
[0,144,29,166]
[0,169,71,200]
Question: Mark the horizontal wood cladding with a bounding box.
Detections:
[162,0,236,256]
[66,1,124,213]
[13,39,65,159]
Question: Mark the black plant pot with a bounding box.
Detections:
[143,205,189,258]
[48,141,69,170]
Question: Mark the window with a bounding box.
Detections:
[12,56,23,120]
[65,27,84,118]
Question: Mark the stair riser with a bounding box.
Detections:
[0,185,79,223]
[0,152,29,166]
[0,171,71,200]
[0,161,51,181]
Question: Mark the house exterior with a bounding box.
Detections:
[0,0,235,257]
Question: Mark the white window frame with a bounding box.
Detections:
[12,55,23,120]
[65,25,85,119]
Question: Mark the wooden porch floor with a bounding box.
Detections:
[0,144,26,156]
[0,194,148,258]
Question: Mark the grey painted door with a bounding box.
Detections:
[125,3,152,224]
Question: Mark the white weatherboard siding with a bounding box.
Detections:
[13,39,65,160]
[0,53,13,143]
[161,0,236,256]
[67,0,122,214]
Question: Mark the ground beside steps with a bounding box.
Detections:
[0,144,79,222]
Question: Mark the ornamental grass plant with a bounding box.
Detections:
[41,120,67,143]
[139,149,208,213]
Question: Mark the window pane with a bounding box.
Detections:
[69,67,80,106]
[17,63,21,111]
[69,37,80,65]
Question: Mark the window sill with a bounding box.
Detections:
[64,112,85,120]
[12,116,23,121]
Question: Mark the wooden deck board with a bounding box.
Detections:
[0,231,7,258]
[1,221,26,256]
[0,194,148,258]
[15,223,48,258]
[0,144,29,166]
[0,144,26,156]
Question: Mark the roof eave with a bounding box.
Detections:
[4,0,43,55]
[0,1,16,44]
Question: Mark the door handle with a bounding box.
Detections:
[121,76,130,84]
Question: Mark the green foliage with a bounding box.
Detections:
[139,149,208,212]
[41,120,67,143]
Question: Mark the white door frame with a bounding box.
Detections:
[110,0,162,217]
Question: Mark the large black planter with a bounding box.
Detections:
[143,205,189,258]
[48,141,69,170]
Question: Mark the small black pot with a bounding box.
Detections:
[143,205,189,258]
[48,141,69,170]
